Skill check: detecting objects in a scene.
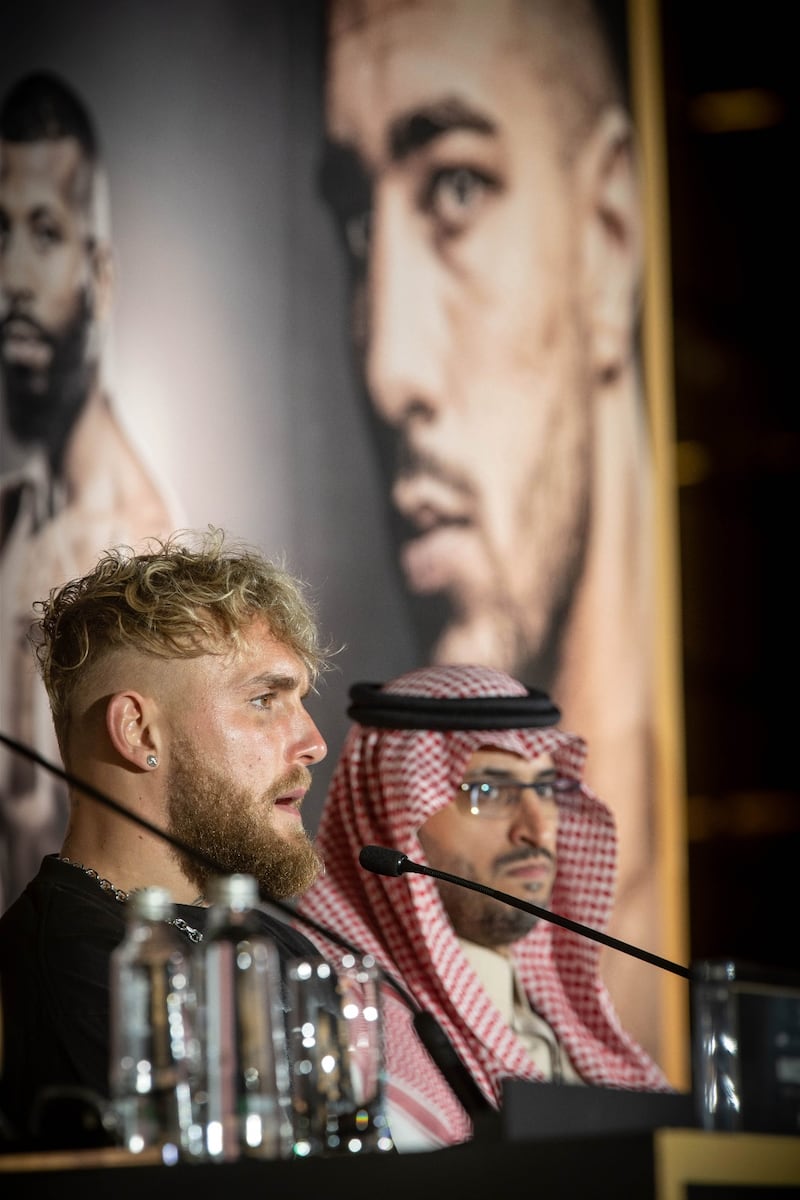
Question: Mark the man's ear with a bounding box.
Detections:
[106,691,158,771]
[89,239,114,323]
[576,106,642,383]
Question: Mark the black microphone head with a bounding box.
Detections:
[359,845,409,877]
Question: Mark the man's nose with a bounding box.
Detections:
[1,229,36,302]
[363,186,447,429]
[292,712,327,766]
[508,794,557,849]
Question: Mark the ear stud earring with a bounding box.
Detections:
[146,754,158,769]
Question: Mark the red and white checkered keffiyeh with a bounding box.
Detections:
[296,666,670,1147]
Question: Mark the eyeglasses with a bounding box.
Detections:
[456,776,579,819]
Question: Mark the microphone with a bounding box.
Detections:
[359,844,691,980]
[0,731,493,1122]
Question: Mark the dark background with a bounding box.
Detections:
[660,1,797,972]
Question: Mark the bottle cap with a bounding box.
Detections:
[128,885,175,921]
[206,872,259,908]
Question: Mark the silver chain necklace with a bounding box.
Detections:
[58,856,204,943]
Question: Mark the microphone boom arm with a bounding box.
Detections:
[361,845,690,980]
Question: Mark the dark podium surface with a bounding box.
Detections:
[502,1079,696,1140]
[2,1084,799,1198]
[1,1128,800,1199]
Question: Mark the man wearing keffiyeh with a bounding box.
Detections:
[296,665,671,1151]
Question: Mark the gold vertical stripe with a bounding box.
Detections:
[627,0,691,1089]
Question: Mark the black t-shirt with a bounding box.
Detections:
[0,855,322,1143]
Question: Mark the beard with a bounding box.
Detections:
[166,738,323,901]
[1,290,95,468]
[435,877,540,947]
[426,846,556,949]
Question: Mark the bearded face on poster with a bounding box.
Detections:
[0,72,177,910]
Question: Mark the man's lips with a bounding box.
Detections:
[1,318,51,368]
[273,787,306,815]
[504,860,552,881]
[392,477,475,592]
[401,505,471,537]
[498,853,555,885]
[393,475,473,533]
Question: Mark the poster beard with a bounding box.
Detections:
[1,289,94,468]
[166,738,323,900]
[370,397,588,689]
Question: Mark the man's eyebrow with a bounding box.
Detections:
[465,766,558,781]
[318,98,496,219]
[243,672,302,693]
[388,98,496,162]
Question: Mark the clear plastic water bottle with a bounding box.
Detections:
[108,886,204,1159]
[201,873,293,1161]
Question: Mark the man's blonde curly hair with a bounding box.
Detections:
[31,527,333,750]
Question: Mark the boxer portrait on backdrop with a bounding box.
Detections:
[318,0,663,1062]
[0,72,178,911]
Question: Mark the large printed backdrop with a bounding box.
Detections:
[0,1,682,1075]
[0,0,416,785]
